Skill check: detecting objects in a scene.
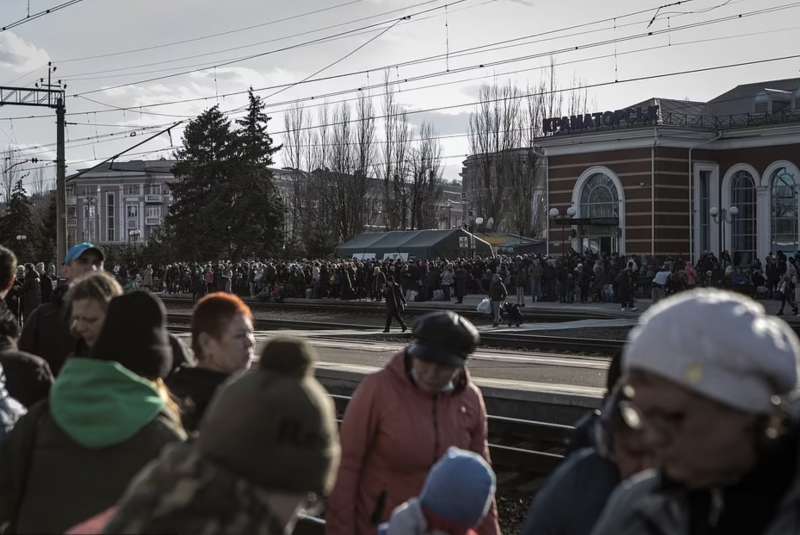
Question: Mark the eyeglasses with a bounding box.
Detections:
[614,384,685,437]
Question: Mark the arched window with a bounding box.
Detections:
[731,170,757,264]
[579,173,619,219]
[771,166,798,254]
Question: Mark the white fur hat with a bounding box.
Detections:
[623,289,800,413]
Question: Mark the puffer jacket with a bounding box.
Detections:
[18,284,76,375]
[326,351,500,535]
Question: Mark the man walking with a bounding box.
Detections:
[382,276,407,333]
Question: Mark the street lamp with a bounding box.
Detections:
[710,205,739,260]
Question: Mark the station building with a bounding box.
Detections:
[541,77,800,264]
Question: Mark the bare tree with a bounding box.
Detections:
[380,72,401,230]
[282,103,308,246]
[409,122,444,230]
[468,81,523,231]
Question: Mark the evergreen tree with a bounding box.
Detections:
[1,180,35,261]
[227,89,285,259]
[33,192,57,263]
[165,106,234,259]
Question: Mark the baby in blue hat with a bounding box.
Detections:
[379,447,496,535]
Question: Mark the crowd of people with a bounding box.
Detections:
[0,240,797,535]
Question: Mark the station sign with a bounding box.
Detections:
[543,105,660,135]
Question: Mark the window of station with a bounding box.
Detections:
[579,173,619,218]
[731,170,757,265]
[771,166,798,254]
[125,184,141,196]
[107,193,115,242]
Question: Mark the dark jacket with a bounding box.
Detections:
[383,282,406,312]
[18,284,76,375]
[20,277,40,321]
[522,448,620,535]
[591,421,800,535]
[0,338,53,408]
[166,366,229,433]
[489,279,508,301]
[0,359,185,534]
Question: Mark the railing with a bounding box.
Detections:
[66,195,76,205]
[144,194,162,203]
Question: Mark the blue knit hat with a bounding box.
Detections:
[419,448,496,531]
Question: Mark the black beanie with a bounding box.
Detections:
[197,336,340,495]
[90,291,173,380]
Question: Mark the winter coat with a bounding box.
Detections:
[18,284,77,375]
[441,270,455,287]
[591,424,800,535]
[384,283,406,313]
[166,365,229,433]
[103,442,287,535]
[521,448,619,535]
[454,269,468,297]
[489,280,507,302]
[0,358,185,534]
[0,337,54,408]
[326,351,500,535]
[21,276,40,321]
[40,275,54,305]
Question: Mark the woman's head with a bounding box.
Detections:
[67,272,123,348]
[192,292,255,373]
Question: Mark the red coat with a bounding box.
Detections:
[326,351,501,535]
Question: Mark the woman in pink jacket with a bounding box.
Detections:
[326,311,501,535]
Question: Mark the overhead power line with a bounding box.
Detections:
[66,0,800,113]
[1,0,87,31]
[58,0,365,63]
[71,0,470,97]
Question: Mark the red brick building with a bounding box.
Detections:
[540,77,800,264]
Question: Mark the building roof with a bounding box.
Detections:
[708,77,800,116]
[67,159,177,182]
[336,228,492,259]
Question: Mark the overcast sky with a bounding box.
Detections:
[1,0,798,187]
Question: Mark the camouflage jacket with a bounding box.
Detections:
[105,442,287,535]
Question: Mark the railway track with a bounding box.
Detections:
[166,312,624,355]
[161,295,615,324]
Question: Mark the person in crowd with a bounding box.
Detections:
[98,336,339,535]
[67,271,124,358]
[521,382,653,535]
[0,306,53,408]
[19,242,104,375]
[454,263,468,304]
[0,363,26,443]
[488,273,508,328]
[382,275,407,333]
[441,264,455,302]
[777,256,799,315]
[513,261,527,307]
[650,264,671,302]
[591,289,800,535]
[167,292,255,433]
[378,448,497,535]
[20,264,40,323]
[0,291,185,534]
[615,262,637,312]
[35,263,52,305]
[327,311,500,535]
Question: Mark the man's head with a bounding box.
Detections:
[63,242,104,282]
[35,262,45,275]
[621,289,800,488]
[192,292,255,374]
[0,246,17,299]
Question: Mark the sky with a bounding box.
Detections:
[0,0,799,188]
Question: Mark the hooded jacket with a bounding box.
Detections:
[0,358,184,534]
[0,337,53,408]
[326,351,500,535]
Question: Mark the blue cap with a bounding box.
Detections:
[64,242,104,265]
[420,448,496,530]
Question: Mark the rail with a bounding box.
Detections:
[166,312,623,355]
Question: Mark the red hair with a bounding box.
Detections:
[191,292,253,357]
